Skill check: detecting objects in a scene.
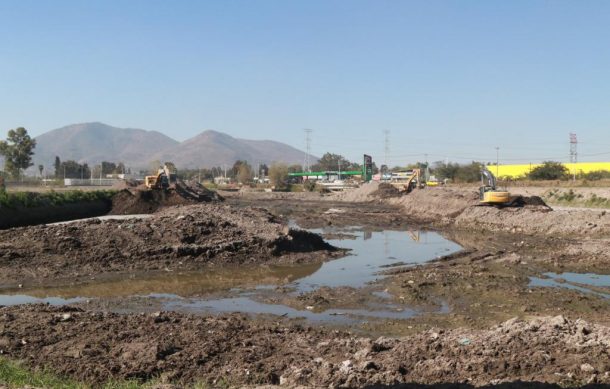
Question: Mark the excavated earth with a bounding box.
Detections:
[0,184,609,387]
[0,204,337,284]
[0,305,608,387]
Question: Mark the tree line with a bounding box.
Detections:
[2,127,609,183]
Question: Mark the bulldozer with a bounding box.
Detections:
[479,167,514,205]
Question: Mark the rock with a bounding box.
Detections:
[549,315,567,328]
[340,359,353,373]
[581,363,595,373]
[60,313,72,322]
[372,336,397,352]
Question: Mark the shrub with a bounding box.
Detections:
[582,170,610,181]
[528,161,569,180]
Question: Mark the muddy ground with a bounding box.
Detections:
[0,184,609,387]
[0,305,608,387]
[0,203,337,285]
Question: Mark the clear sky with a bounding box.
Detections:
[1,0,610,166]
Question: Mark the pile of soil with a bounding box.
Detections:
[370,182,402,199]
[110,180,223,215]
[0,204,336,282]
[456,205,610,236]
[1,305,608,387]
[332,181,381,202]
[389,187,480,223]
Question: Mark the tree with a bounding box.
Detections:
[288,164,303,173]
[528,161,568,180]
[101,161,117,175]
[237,163,252,184]
[59,160,91,179]
[311,153,358,172]
[268,162,289,188]
[0,127,36,179]
[231,160,249,178]
[54,156,61,178]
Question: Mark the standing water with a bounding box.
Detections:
[0,225,462,322]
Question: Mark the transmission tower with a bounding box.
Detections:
[569,133,578,163]
[304,129,312,172]
[383,129,390,168]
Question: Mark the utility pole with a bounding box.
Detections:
[383,129,390,169]
[570,133,578,181]
[304,129,313,172]
[495,146,499,178]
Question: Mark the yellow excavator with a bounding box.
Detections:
[390,168,424,193]
[479,167,512,205]
[145,164,176,190]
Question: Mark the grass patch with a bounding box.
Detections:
[0,357,227,389]
[544,189,610,209]
[0,190,117,209]
[0,357,170,389]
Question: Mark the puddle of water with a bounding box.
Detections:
[4,264,321,300]
[295,227,461,291]
[157,295,418,324]
[0,294,85,306]
[529,272,610,299]
[542,272,610,287]
[0,225,461,322]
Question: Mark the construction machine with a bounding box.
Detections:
[479,168,512,205]
[390,168,424,193]
[145,164,176,190]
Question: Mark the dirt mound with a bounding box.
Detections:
[175,180,224,202]
[109,189,192,214]
[370,183,402,199]
[333,181,381,202]
[389,187,480,223]
[456,205,610,235]
[1,306,608,387]
[0,204,337,281]
[110,180,223,215]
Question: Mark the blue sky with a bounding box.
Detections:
[1,0,610,165]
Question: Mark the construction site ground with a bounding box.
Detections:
[0,183,609,388]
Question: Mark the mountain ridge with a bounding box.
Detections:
[33,122,311,170]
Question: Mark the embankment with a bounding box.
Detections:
[0,198,113,230]
[0,203,337,282]
[334,182,610,236]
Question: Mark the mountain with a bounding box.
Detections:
[33,122,179,168]
[33,123,311,170]
[151,130,309,169]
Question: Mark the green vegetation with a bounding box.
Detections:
[268,162,289,189]
[0,190,116,209]
[544,189,610,209]
[433,161,483,183]
[0,357,220,389]
[584,193,610,208]
[0,127,36,179]
[0,357,151,389]
[528,161,569,180]
[582,170,610,181]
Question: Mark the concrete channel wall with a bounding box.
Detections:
[0,200,112,230]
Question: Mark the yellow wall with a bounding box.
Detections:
[493,162,610,178]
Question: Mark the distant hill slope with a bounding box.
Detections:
[33,122,179,168]
[152,130,309,169]
[33,123,311,170]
